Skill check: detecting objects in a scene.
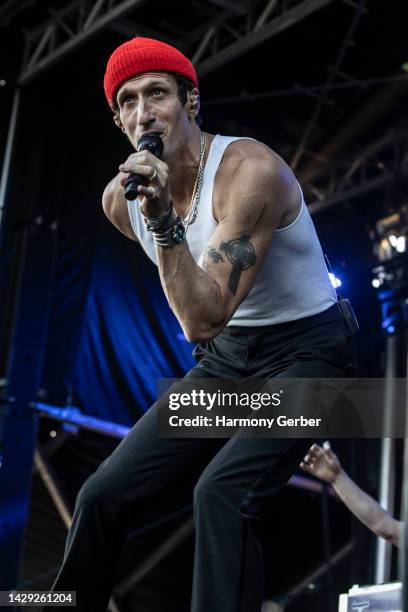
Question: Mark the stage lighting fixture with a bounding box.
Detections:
[329,272,342,288]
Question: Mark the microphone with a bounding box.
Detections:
[124,134,164,201]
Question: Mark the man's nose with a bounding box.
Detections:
[136,101,154,126]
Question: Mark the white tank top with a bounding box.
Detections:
[127,134,337,326]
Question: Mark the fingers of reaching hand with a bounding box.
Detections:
[321,441,336,462]
[311,443,324,455]
[301,443,326,471]
[304,444,323,462]
[300,461,313,473]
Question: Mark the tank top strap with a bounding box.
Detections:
[199,135,254,219]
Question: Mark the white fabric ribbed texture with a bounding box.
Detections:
[127,134,337,326]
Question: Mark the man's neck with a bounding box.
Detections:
[167,128,212,216]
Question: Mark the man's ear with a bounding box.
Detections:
[113,113,126,133]
[187,88,200,119]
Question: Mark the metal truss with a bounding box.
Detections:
[202,73,408,109]
[290,0,368,170]
[280,540,354,605]
[193,0,338,78]
[108,17,180,46]
[204,0,251,15]
[307,129,408,214]
[0,0,34,25]
[33,448,121,612]
[18,0,149,85]
[17,0,338,86]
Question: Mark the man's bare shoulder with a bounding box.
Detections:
[219,138,291,176]
[213,137,297,221]
[102,174,138,242]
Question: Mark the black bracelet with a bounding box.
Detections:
[143,203,176,232]
[152,217,186,248]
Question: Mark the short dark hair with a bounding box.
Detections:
[173,74,202,126]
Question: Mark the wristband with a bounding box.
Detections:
[152,217,186,248]
[143,203,176,232]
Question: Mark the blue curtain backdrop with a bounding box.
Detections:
[42,209,196,426]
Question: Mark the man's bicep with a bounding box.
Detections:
[199,155,289,324]
[199,218,273,323]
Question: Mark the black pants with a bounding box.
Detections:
[52,304,355,611]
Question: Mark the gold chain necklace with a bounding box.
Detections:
[183,131,206,233]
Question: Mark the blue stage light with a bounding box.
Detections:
[329,272,342,289]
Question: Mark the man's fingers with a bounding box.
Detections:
[311,443,323,453]
[307,444,323,460]
[138,185,156,200]
[118,162,155,177]
[119,173,129,187]
[300,461,313,472]
[322,441,337,461]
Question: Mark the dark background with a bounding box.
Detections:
[1,0,407,610]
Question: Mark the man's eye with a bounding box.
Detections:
[152,88,163,96]
[121,95,134,105]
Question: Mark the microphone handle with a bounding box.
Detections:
[124,173,147,201]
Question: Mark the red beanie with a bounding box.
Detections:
[103,37,198,108]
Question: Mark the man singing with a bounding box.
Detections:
[51,37,354,611]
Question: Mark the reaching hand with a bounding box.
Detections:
[300,441,342,484]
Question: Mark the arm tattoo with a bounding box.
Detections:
[219,234,257,295]
[206,247,225,264]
